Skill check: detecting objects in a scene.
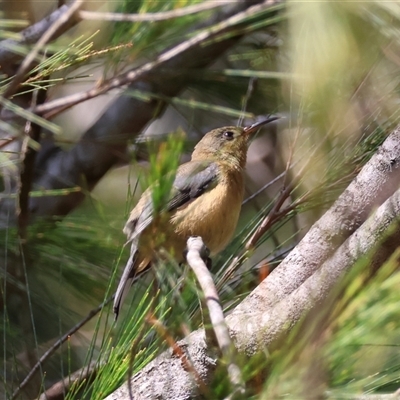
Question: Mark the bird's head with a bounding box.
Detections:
[191,116,279,169]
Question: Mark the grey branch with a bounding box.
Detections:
[185,236,244,395]
[0,3,82,72]
[79,1,229,22]
[105,124,400,399]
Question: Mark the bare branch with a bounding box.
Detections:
[79,1,231,22]
[242,169,287,205]
[246,182,294,249]
[186,236,244,395]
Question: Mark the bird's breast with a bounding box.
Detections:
[170,172,244,255]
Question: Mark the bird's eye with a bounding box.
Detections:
[223,131,234,140]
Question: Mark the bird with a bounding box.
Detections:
[113,116,279,318]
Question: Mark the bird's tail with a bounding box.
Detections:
[113,242,150,320]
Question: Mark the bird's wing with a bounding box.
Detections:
[123,161,220,241]
[123,189,154,241]
[167,161,219,211]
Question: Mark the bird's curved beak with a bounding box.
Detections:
[243,115,280,135]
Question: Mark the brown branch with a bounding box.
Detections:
[242,169,287,205]
[218,194,309,291]
[246,183,294,250]
[17,86,47,240]
[219,184,296,289]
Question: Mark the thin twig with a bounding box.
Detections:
[245,121,301,247]
[242,169,287,205]
[79,1,229,22]
[186,236,245,396]
[33,0,280,118]
[11,295,113,400]
[218,192,310,291]
[246,183,294,249]
[238,76,257,126]
[283,119,300,187]
[2,0,84,101]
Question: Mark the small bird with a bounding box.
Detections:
[114,116,279,318]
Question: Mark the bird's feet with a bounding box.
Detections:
[183,236,212,269]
